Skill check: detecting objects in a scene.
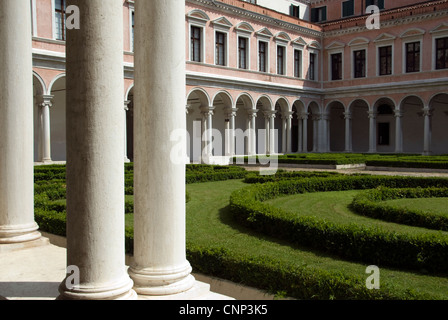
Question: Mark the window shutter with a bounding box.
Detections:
[311,8,317,22]
[378,0,385,9]
[322,6,327,21]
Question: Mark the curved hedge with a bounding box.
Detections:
[350,187,448,231]
[229,175,448,274]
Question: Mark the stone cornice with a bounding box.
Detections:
[186,0,323,38]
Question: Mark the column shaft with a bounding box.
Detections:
[0,0,41,244]
[368,111,377,153]
[129,0,195,297]
[59,0,135,300]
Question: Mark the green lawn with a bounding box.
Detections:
[382,197,448,218]
[126,179,448,299]
[265,190,448,237]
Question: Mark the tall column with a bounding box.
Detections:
[269,111,276,154]
[128,0,196,298]
[225,108,237,157]
[281,116,287,154]
[300,113,308,153]
[263,112,270,154]
[394,109,403,153]
[37,95,54,163]
[312,114,320,152]
[286,112,293,154]
[323,113,330,152]
[58,0,136,300]
[343,111,352,153]
[423,107,433,155]
[368,111,377,153]
[124,101,131,163]
[0,0,42,245]
[248,110,257,156]
[201,107,215,162]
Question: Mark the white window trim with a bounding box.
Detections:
[214,30,230,67]
[307,48,319,81]
[327,49,344,81]
[51,0,56,40]
[402,38,423,74]
[350,46,368,79]
[31,0,37,37]
[129,6,134,52]
[375,43,394,77]
[276,43,288,76]
[236,33,251,70]
[189,23,206,63]
[430,26,448,71]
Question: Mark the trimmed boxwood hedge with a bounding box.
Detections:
[229,175,448,275]
[350,187,448,231]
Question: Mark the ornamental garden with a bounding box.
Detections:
[34,153,448,300]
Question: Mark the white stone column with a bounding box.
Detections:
[300,113,308,153]
[128,0,196,298]
[58,0,136,300]
[286,112,293,154]
[268,111,276,154]
[344,111,352,153]
[248,110,258,156]
[0,0,42,245]
[368,111,377,153]
[201,107,215,163]
[423,107,433,155]
[394,109,403,153]
[124,101,131,163]
[323,113,330,152]
[281,116,287,154]
[225,108,237,157]
[263,112,270,154]
[312,114,320,152]
[37,95,54,163]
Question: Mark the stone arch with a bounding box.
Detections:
[49,74,66,161]
[235,93,255,156]
[373,97,396,153]
[429,93,448,154]
[212,91,234,157]
[348,99,370,153]
[400,95,425,153]
[327,101,345,152]
[292,100,306,153]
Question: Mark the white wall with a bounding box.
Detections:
[256,0,310,21]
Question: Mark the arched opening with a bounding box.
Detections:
[49,75,66,161]
[33,74,45,162]
[126,86,134,162]
[186,89,210,163]
[307,102,320,152]
[349,99,369,153]
[274,98,289,154]
[292,100,306,153]
[429,93,448,154]
[327,101,345,152]
[400,96,424,153]
[212,91,233,159]
[255,96,272,154]
[374,98,396,153]
[235,94,254,156]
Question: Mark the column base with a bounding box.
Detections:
[128,262,196,296]
[135,280,233,300]
[0,223,42,245]
[58,276,137,300]
[0,236,49,254]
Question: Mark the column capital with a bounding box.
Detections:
[422,107,434,117]
[298,112,309,120]
[343,111,352,120]
[263,110,277,119]
[368,111,377,119]
[394,109,404,118]
[224,108,238,119]
[36,94,54,108]
[124,100,131,111]
[282,111,294,120]
[201,106,215,117]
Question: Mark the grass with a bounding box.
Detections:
[382,198,448,218]
[125,179,448,299]
[264,190,448,237]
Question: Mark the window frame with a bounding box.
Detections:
[330,52,343,81]
[353,49,366,78]
[404,40,421,73]
[309,51,318,81]
[293,48,303,78]
[342,0,355,18]
[434,36,448,70]
[215,31,228,66]
[378,45,393,76]
[53,0,67,41]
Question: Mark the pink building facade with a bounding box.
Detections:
[31,0,448,163]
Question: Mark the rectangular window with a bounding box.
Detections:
[366,0,385,9]
[294,49,302,78]
[378,122,390,145]
[379,45,392,75]
[309,53,316,80]
[353,49,366,78]
[342,0,354,17]
[55,0,66,40]
[238,37,248,69]
[311,6,327,23]
[406,41,420,73]
[436,37,448,70]
[277,46,285,75]
[259,41,267,72]
[331,53,342,80]
[216,32,226,66]
[191,26,202,62]
[290,5,300,18]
